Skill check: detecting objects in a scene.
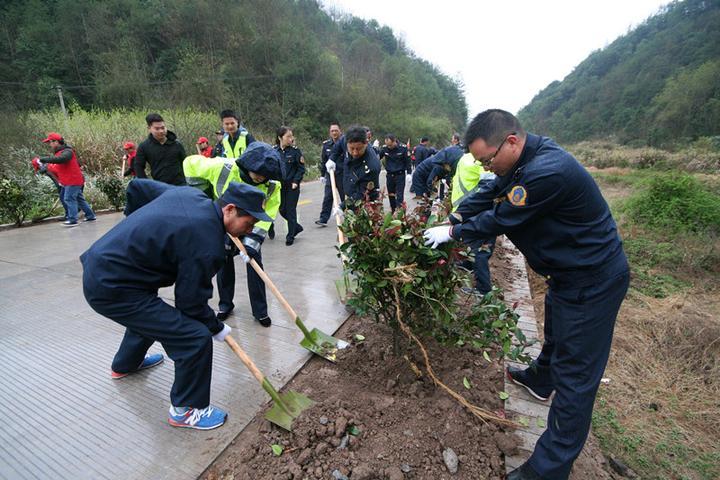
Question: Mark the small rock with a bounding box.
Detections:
[609,457,637,478]
[400,464,411,473]
[385,466,404,480]
[351,464,374,480]
[331,470,349,480]
[315,442,329,455]
[338,434,350,450]
[296,448,313,466]
[386,378,397,390]
[329,437,342,447]
[443,448,459,474]
[403,429,413,437]
[335,417,348,437]
[314,466,323,477]
[320,416,329,425]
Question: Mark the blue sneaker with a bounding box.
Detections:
[111,353,164,379]
[506,365,554,401]
[168,405,227,430]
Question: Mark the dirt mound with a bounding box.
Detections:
[204,248,522,480]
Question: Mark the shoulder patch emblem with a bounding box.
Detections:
[507,185,527,206]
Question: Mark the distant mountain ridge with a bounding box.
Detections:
[518,0,720,146]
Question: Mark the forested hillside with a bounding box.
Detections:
[519,0,720,146]
[0,0,466,143]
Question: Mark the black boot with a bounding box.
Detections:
[507,462,542,480]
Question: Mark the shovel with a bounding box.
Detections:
[329,171,356,302]
[229,236,350,362]
[224,334,313,431]
[329,170,346,244]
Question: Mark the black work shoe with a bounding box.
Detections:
[285,238,294,246]
[295,224,304,236]
[507,462,542,480]
[268,225,275,240]
[315,220,328,227]
[217,309,233,321]
[256,316,271,327]
[506,365,554,401]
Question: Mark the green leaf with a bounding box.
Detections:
[498,391,509,400]
[271,444,283,456]
[354,334,365,342]
[348,425,360,436]
[537,418,547,428]
[518,416,529,427]
[463,377,471,389]
[399,233,414,240]
[482,350,491,363]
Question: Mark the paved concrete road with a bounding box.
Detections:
[0,178,354,480]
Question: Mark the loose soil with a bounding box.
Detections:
[203,245,522,480]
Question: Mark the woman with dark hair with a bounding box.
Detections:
[274,126,305,245]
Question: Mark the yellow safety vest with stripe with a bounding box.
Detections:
[451,153,494,212]
[183,155,280,245]
[221,131,248,159]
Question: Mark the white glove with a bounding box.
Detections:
[320,176,327,186]
[325,160,336,172]
[238,249,251,264]
[213,323,231,342]
[432,198,442,206]
[406,174,412,185]
[331,206,344,222]
[423,226,454,249]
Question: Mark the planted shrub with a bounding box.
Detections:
[95,174,126,211]
[340,199,532,362]
[0,177,32,226]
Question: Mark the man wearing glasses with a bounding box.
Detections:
[423,109,629,480]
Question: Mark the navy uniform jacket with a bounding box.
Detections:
[319,138,337,177]
[410,158,436,196]
[413,144,432,165]
[344,146,381,203]
[275,145,305,184]
[80,180,225,334]
[451,134,626,281]
[426,145,464,188]
[380,144,411,174]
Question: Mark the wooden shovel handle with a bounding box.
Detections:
[328,171,346,244]
[229,235,298,320]
[224,334,264,384]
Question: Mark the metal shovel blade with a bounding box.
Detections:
[299,328,350,363]
[263,387,315,431]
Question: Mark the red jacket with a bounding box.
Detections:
[39,145,84,186]
[200,146,213,158]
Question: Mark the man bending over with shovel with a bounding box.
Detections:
[80,179,271,430]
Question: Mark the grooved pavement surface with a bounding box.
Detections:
[0,179,349,480]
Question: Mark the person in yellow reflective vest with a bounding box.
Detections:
[451,152,497,296]
[216,109,257,159]
[184,142,281,327]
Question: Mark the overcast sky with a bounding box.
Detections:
[323,0,669,117]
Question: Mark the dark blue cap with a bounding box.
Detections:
[219,182,272,222]
[235,142,282,181]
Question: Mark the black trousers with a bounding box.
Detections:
[83,286,214,408]
[216,240,268,320]
[279,182,301,240]
[319,171,344,223]
[386,171,406,211]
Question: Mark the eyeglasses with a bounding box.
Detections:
[477,131,516,166]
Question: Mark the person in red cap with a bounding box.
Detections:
[123,141,138,177]
[32,156,69,221]
[196,137,213,157]
[37,132,96,227]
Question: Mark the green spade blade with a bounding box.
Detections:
[261,378,314,431]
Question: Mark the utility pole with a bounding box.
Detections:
[55,85,68,119]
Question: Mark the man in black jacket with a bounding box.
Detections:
[134,113,187,185]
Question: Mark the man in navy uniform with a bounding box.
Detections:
[81,179,272,430]
[379,134,412,212]
[412,136,433,168]
[316,123,343,226]
[423,110,629,480]
[409,144,463,199]
[325,125,380,208]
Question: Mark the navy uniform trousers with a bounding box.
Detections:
[279,182,301,241]
[528,253,629,479]
[216,238,267,320]
[471,236,497,294]
[386,171,406,211]
[319,170,344,223]
[83,286,214,408]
